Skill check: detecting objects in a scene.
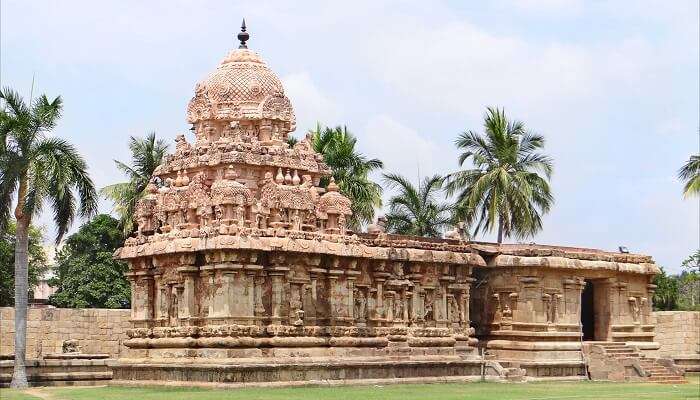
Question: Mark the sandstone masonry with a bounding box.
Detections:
[0,307,130,358]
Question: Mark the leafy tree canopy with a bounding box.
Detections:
[309,124,383,228]
[445,107,553,243]
[0,221,48,306]
[678,154,700,198]
[102,132,168,236]
[383,173,452,238]
[49,214,130,308]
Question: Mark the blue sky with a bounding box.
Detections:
[2,0,698,272]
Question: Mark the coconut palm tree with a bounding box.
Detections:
[383,173,452,237]
[286,135,298,148]
[101,132,168,235]
[0,87,97,388]
[310,124,383,228]
[679,154,699,198]
[445,107,553,243]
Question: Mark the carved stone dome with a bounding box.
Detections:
[186,48,296,128]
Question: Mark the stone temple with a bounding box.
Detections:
[112,24,682,385]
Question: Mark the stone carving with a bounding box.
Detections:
[115,33,661,383]
[62,339,81,354]
[367,216,387,234]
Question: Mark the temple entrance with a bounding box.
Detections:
[581,280,595,341]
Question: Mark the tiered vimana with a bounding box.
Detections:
[113,22,679,386]
[112,22,484,386]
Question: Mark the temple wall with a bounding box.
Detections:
[0,307,130,358]
[471,266,655,346]
[127,251,474,331]
[652,311,700,357]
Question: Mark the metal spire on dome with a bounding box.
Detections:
[237,18,249,49]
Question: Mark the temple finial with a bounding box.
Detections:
[237,18,249,49]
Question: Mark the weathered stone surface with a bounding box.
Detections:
[0,307,129,358]
[111,27,662,385]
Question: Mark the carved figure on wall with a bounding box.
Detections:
[444,222,466,241]
[291,210,302,231]
[424,296,434,321]
[394,296,404,321]
[543,293,552,323]
[367,216,387,234]
[62,339,81,354]
[291,284,306,326]
[169,286,179,326]
[449,296,460,323]
[502,303,512,321]
[159,288,168,318]
[629,296,640,322]
[354,289,367,321]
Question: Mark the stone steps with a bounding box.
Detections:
[584,342,687,384]
[607,345,686,384]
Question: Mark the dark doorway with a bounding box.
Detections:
[581,280,595,341]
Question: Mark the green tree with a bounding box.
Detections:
[678,250,700,309]
[383,173,452,238]
[310,124,383,228]
[681,249,699,273]
[652,268,679,311]
[0,88,97,388]
[678,154,699,197]
[0,221,48,307]
[49,214,130,309]
[445,107,554,243]
[101,132,168,236]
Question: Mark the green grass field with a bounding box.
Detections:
[2,375,699,400]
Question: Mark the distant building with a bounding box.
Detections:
[30,245,58,305]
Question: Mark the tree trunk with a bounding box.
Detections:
[497,218,504,244]
[11,181,29,389]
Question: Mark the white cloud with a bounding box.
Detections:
[361,20,668,120]
[362,115,455,202]
[282,73,342,136]
[495,0,584,15]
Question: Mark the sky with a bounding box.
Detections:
[1,0,698,273]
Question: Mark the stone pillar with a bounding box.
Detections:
[254,275,266,317]
[347,277,355,321]
[385,291,395,322]
[222,271,236,317]
[259,119,272,142]
[127,271,154,323]
[437,284,448,327]
[402,288,409,322]
[126,273,137,321]
[152,273,163,321]
[411,281,422,323]
[245,264,263,322]
[376,279,385,319]
[327,270,343,323]
[460,289,469,327]
[177,266,199,321]
[267,264,289,324]
[418,290,427,323]
[199,266,215,318]
[309,268,326,324]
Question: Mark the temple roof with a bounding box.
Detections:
[186,29,295,128]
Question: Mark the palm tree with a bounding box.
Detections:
[286,135,298,148]
[679,155,699,198]
[0,87,97,388]
[445,107,553,244]
[310,124,383,228]
[101,132,168,235]
[383,173,452,237]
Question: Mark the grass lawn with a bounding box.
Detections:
[1,375,698,400]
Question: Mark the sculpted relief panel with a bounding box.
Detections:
[116,43,660,362]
